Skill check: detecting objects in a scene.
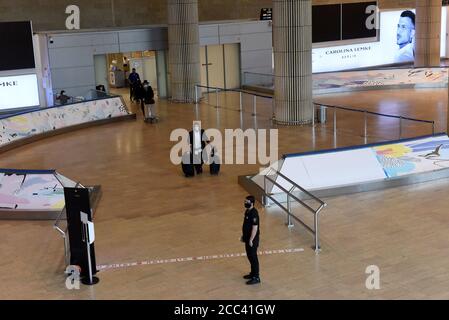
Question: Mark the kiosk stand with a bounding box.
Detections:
[80,211,99,285]
[64,187,99,286]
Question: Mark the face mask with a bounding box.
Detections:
[244,203,251,209]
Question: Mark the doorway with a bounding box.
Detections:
[97,50,167,101]
[200,43,241,92]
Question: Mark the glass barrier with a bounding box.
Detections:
[243,66,449,93]
[243,72,274,89]
[0,89,123,120]
[53,89,116,107]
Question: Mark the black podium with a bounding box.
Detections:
[64,187,99,284]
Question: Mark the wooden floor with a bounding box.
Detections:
[1,87,449,299]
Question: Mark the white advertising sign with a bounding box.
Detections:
[0,74,40,110]
[263,135,449,194]
[312,9,447,73]
[273,148,386,192]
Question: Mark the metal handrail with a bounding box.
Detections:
[243,65,449,80]
[313,103,436,141]
[194,85,275,122]
[243,71,275,77]
[263,167,327,253]
[314,102,435,125]
[274,170,326,206]
[195,84,436,140]
[195,84,273,100]
[196,84,434,125]
[265,175,314,213]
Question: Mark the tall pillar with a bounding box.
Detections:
[273,0,313,125]
[167,0,200,103]
[415,0,441,67]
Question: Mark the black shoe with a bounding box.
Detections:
[243,274,253,280]
[246,277,260,285]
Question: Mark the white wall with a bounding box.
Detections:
[94,54,109,92]
[199,20,273,77]
[45,28,167,97]
[156,50,168,98]
[43,21,272,98]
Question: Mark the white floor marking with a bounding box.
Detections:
[97,248,305,272]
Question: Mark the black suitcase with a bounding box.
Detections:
[182,162,195,177]
[209,148,220,175]
[210,162,220,175]
[182,152,195,177]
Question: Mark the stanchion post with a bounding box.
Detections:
[314,213,320,254]
[263,176,267,208]
[194,85,198,104]
[253,95,257,116]
[239,91,243,112]
[286,195,293,228]
[333,107,337,134]
[312,104,315,127]
[63,235,69,266]
[364,110,368,144]
[216,88,219,109]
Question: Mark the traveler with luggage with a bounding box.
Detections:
[142,80,157,122]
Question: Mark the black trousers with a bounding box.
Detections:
[245,243,259,278]
[140,101,145,117]
[130,85,134,101]
[194,164,203,174]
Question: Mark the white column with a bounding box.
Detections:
[168,0,201,103]
[273,0,313,125]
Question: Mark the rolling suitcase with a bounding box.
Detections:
[182,152,195,177]
[209,148,220,175]
[144,104,159,123]
[182,162,195,177]
[210,162,220,175]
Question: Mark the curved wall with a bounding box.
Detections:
[0,96,131,149]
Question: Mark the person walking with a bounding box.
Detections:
[128,68,140,102]
[142,80,156,121]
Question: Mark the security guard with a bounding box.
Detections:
[241,195,261,285]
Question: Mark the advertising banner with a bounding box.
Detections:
[312,9,447,73]
[0,74,40,110]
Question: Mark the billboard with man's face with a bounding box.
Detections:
[311,9,446,73]
[395,10,416,63]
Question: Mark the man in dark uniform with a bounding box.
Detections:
[241,195,260,285]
